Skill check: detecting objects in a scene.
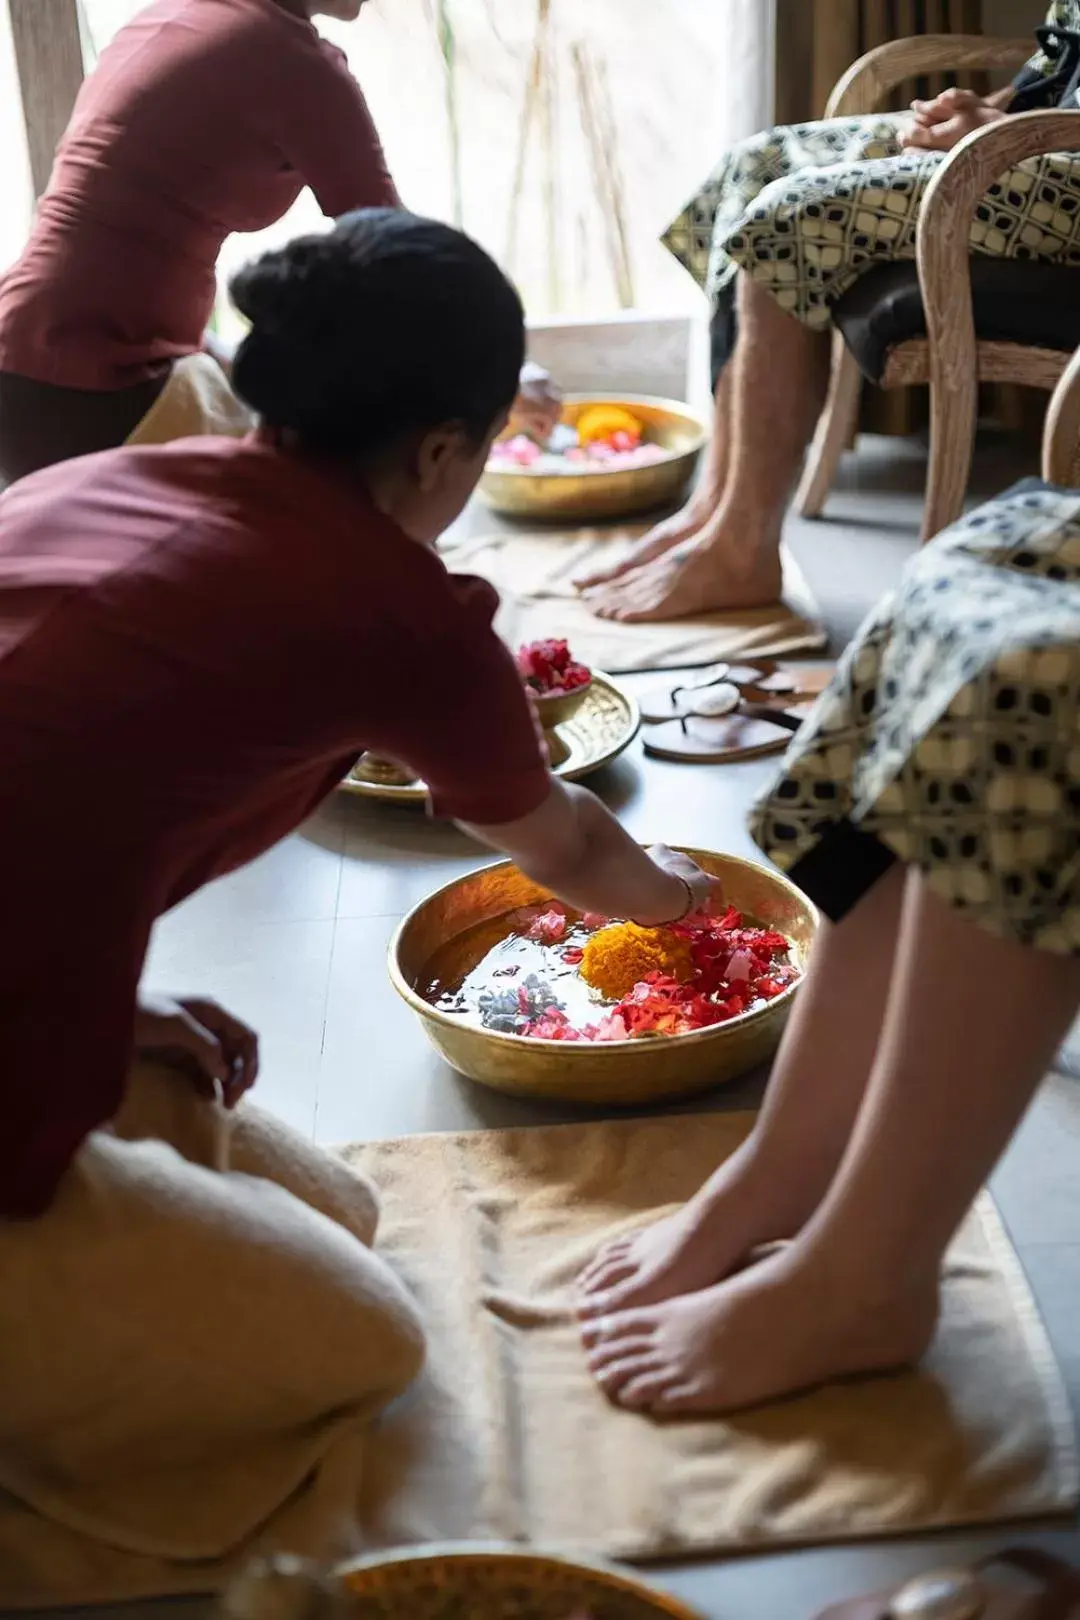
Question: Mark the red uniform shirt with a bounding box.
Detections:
[0,0,398,389]
[0,438,549,1215]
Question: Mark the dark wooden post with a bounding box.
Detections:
[9,0,84,198]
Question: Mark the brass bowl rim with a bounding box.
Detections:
[335,1542,706,1619]
[341,671,638,803]
[529,673,594,710]
[486,391,708,479]
[388,848,818,1054]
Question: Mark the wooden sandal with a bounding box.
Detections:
[640,661,831,764]
[638,659,814,724]
[642,685,824,764]
[814,1548,1080,1620]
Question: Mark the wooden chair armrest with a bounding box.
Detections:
[1043,346,1080,485]
[917,110,1080,415]
[826,35,1034,119]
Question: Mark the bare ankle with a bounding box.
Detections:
[692,514,783,573]
[711,1131,844,1236]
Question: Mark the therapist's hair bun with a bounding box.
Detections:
[230,208,525,454]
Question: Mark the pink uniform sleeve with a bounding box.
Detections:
[278,42,400,219]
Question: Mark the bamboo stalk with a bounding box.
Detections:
[505,7,546,270]
[590,52,634,306]
[538,0,560,309]
[435,0,463,227]
[572,40,633,309]
[572,43,618,302]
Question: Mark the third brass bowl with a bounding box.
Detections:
[479,393,707,523]
[334,1545,706,1620]
[389,849,817,1107]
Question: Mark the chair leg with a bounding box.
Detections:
[795,332,862,519]
[920,373,977,543]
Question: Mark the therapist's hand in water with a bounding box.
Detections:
[134,993,260,1108]
[509,361,562,442]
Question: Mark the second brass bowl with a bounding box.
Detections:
[479,393,707,523]
[335,1545,705,1620]
[389,849,817,1107]
[529,676,593,730]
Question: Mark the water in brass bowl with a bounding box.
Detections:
[389,849,817,1107]
[479,393,707,523]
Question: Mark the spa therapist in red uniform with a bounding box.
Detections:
[0,0,555,485]
[0,208,716,1221]
[0,212,717,1595]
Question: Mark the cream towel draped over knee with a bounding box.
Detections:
[0,1063,424,1608]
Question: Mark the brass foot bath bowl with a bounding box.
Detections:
[389,849,817,1107]
[479,393,707,524]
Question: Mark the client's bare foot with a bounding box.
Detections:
[573,494,721,591]
[582,1242,940,1416]
[582,532,783,623]
[577,1209,738,1319]
[577,1138,826,1319]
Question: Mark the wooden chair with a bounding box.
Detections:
[1044,342,1080,488]
[794,34,1080,540]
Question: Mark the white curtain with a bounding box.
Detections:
[309,0,778,320]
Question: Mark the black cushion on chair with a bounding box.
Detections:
[832,259,1080,384]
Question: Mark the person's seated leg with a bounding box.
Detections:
[574,365,733,590]
[577,863,904,1316]
[114,1059,381,1246]
[582,276,828,621]
[0,1069,424,1578]
[582,869,1080,1414]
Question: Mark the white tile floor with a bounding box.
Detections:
[117,434,1080,1620]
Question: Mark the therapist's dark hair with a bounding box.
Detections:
[230,209,525,453]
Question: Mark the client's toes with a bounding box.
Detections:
[577,1279,641,1320]
[580,1310,654,1351]
[592,1353,665,1399]
[615,1370,677,1411]
[585,1333,656,1372]
[577,1240,634,1293]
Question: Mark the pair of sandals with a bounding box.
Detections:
[639,659,832,764]
[816,1549,1080,1619]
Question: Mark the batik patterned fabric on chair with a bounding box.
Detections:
[751,481,1080,951]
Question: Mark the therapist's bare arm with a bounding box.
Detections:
[460,780,720,925]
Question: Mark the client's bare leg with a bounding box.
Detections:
[584,870,1080,1414]
[575,366,733,590]
[578,864,904,1315]
[582,276,829,621]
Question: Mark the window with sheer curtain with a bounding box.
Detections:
[8,1,774,332]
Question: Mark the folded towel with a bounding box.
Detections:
[440,529,827,672]
[345,1113,1078,1561]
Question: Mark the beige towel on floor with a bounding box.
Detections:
[126,352,255,446]
[440,528,827,672]
[346,1113,1077,1561]
[0,1064,424,1610]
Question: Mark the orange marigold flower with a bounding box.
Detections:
[579,922,693,1001]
